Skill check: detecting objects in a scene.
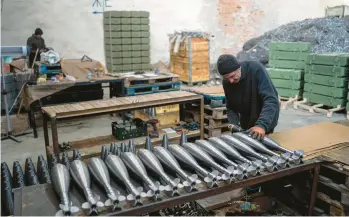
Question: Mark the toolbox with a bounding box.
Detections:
[267,68,303,80]
[111,119,148,140]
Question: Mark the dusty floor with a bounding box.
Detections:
[1,106,347,166]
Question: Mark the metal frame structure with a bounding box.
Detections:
[1,46,32,142]
[12,159,322,216]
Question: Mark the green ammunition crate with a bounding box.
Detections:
[106,64,123,72]
[307,53,349,67]
[269,51,308,61]
[121,38,132,45]
[276,88,303,98]
[141,45,150,51]
[132,45,142,51]
[121,25,132,31]
[121,45,132,51]
[271,78,303,90]
[132,51,142,57]
[132,58,142,64]
[104,11,123,18]
[140,25,150,31]
[131,32,142,38]
[268,59,306,70]
[122,58,132,64]
[141,51,150,57]
[140,18,150,24]
[266,68,303,80]
[122,64,133,71]
[141,31,150,37]
[105,39,122,45]
[131,18,141,24]
[121,18,131,24]
[141,38,150,44]
[106,58,122,65]
[122,51,132,58]
[304,84,348,98]
[141,64,151,70]
[104,32,122,38]
[103,19,121,25]
[104,25,122,31]
[303,92,346,107]
[305,64,348,77]
[105,51,122,58]
[132,38,141,44]
[141,57,150,64]
[269,42,311,52]
[105,46,122,52]
[304,74,348,88]
[132,64,142,70]
[131,11,141,18]
[131,25,141,31]
[139,11,150,18]
[121,32,132,38]
[121,11,132,17]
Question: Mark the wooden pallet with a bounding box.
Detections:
[204,105,227,119]
[279,95,301,110]
[293,98,345,117]
[122,73,180,87]
[181,80,209,86]
[204,115,228,128]
[204,123,230,138]
[124,82,181,96]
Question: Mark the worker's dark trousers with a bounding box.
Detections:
[28,52,40,68]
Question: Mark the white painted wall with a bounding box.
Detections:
[1,0,349,65]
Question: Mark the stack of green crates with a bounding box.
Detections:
[304,53,349,108]
[104,11,151,73]
[267,42,311,98]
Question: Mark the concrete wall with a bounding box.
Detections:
[1,0,348,65]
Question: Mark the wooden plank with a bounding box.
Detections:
[41,91,201,119]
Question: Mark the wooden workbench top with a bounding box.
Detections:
[41,91,201,119]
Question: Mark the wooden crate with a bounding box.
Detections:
[134,109,179,126]
[170,37,210,85]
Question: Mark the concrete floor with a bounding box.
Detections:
[1,106,347,166]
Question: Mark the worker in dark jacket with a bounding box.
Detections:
[27,28,46,68]
[217,54,280,140]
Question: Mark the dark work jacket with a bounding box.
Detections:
[27,34,46,53]
[223,61,280,133]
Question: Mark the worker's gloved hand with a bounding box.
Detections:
[228,124,243,133]
[246,126,265,140]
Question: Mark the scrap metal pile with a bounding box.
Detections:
[1,132,304,216]
[237,17,349,64]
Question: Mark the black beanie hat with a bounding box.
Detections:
[35,28,43,35]
[217,54,241,75]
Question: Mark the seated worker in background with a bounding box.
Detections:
[27,28,46,68]
[217,54,280,140]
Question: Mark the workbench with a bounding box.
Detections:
[26,77,124,138]
[12,159,322,216]
[41,91,204,159]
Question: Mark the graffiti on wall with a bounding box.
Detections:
[92,0,111,14]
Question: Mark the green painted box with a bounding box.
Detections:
[105,39,122,45]
[269,51,308,61]
[132,58,142,64]
[105,51,122,58]
[307,53,349,67]
[268,59,306,70]
[121,38,132,45]
[106,58,122,65]
[122,58,132,64]
[131,25,141,31]
[140,25,150,31]
[304,83,348,98]
[269,42,311,52]
[271,78,303,90]
[121,32,131,38]
[132,64,142,70]
[141,51,150,57]
[303,92,346,107]
[104,25,122,31]
[132,51,142,57]
[305,64,348,77]
[276,88,303,98]
[121,45,132,51]
[266,68,303,80]
[304,74,348,88]
[122,64,133,71]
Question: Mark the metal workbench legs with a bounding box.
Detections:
[200,97,204,139]
[308,164,320,215]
